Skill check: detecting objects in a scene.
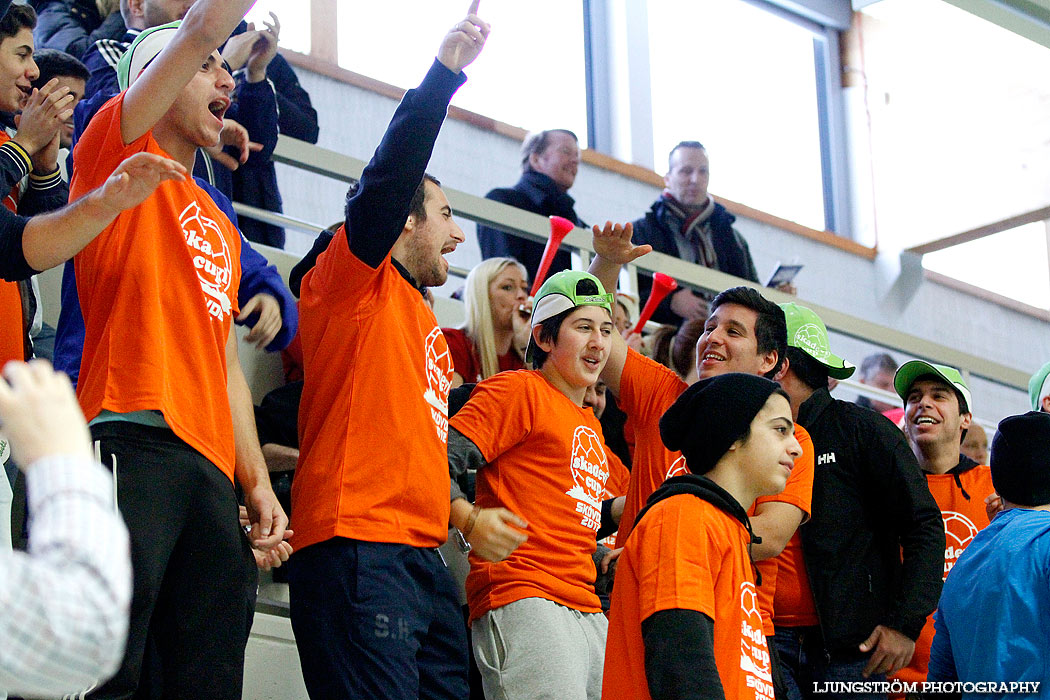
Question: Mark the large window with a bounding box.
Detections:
[860,0,1050,310]
[246,0,310,55]
[647,0,827,231]
[336,1,588,141]
[923,223,1050,311]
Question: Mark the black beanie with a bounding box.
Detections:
[660,373,782,475]
[990,411,1050,507]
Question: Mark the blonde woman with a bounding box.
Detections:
[444,257,531,386]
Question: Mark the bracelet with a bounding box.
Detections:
[462,504,482,538]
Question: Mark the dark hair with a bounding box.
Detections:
[648,324,677,371]
[530,277,603,369]
[530,307,572,369]
[30,48,89,89]
[859,352,897,381]
[671,318,705,379]
[0,3,36,40]
[343,174,439,226]
[408,174,441,223]
[668,140,706,170]
[520,129,578,173]
[785,347,828,392]
[710,286,786,379]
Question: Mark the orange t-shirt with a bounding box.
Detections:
[614,349,686,548]
[892,463,994,687]
[0,131,25,365]
[452,370,608,621]
[70,93,241,480]
[770,531,818,627]
[603,494,775,700]
[291,225,453,551]
[751,424,815,636]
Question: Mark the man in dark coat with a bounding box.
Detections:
[477,128,583,285]
[632,140,761,326]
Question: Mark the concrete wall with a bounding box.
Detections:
[270,63,1047,424]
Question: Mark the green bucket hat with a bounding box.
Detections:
[893,360,972,414]
[524,270,613,365]
[117,21,181,91]
[780,302,855,380]
[1029,361,1050,411]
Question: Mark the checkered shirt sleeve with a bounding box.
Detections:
[0,456,131,698]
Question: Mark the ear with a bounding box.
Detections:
[664,172,673,188]
[773,355,790,382]
[758,349,779,377]
[402,213,417,235]
[960,412,973,431]
[1042,395,1050,413]
[533,325,553,353]
[528,150,543,171]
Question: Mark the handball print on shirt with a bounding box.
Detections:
[423,327,453,443]
[566,426,609,531]
[739,581,775,700]
[180,201,233,321]
[942,511,978,580]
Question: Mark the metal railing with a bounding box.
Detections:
[246,135,1031,396]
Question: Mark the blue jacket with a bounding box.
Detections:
[929,508,1050,696]
[54,176,298,386]
[33,0,124,59]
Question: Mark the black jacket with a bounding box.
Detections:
[228,21,319,248]
[476,170,583,285]
[796,388,944,656]
[631,197,758,325]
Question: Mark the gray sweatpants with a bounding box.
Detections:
[472,596,607,700]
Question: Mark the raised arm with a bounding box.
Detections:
[121,0,257,144]
[588,221,651,395]
[344,0,489,268]
[20,152,187,273]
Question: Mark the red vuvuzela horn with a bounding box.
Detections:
[529,216,576,297]
[632,273,678,334]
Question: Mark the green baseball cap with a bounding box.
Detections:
[1029,361,1050,411]
[118,21,181,91]
[524,270,613,365]
[780,303,855,379]
[893,360,972,414]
